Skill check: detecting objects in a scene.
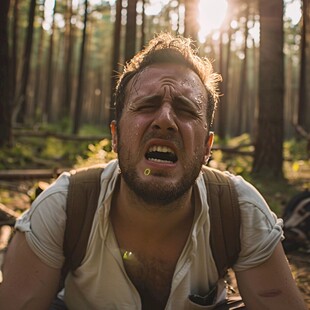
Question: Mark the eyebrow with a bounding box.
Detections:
[177,95,202,110]
[130,95,160,106]
[130,94,202,111]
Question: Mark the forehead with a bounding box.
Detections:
[125,63,207,99]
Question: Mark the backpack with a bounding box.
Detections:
[61,164,241,280]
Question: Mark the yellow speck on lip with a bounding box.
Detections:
[144,168,151,176]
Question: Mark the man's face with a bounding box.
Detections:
[112,63,213,205]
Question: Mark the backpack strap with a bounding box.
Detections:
[202,166,241,278]
[62,166,104,280]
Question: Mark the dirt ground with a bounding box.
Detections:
[0,181,309,308]
[287,250,310,307]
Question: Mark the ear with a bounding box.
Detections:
[110,120,118,153]
[204,131,214,162]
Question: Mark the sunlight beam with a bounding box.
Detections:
[198,0,228,42]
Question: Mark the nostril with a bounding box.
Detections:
[151,115,178,132]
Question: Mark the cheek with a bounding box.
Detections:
[181,122,208,146]
[118,115,149,141]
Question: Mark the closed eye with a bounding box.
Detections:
[174,98,201,118]
[130,95,161,112]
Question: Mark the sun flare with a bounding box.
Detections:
[198,0,228,42]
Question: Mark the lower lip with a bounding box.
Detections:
[144,158,177,169]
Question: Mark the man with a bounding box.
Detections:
[0,33,307,309]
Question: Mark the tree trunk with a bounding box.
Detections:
[184,0,199,43]
[62,0,74,118]
[44,0,56,123]
[0,0,12,147]
[140,0,146,50]
[11,0,19,102]
[124,0,137,63]
[14,0,36,124]
[218,24,232,140]
[109,0,122,123]
[297,0,309,131]
[236,5,249,135]
[252,0,284,178]
[33,3,45,121]
[73,0,88,134]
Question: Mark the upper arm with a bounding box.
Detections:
[235,242,307,310]
[0,231,61,310]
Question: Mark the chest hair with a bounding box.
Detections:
[122,250,176,310]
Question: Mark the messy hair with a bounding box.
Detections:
[114,33,222,127]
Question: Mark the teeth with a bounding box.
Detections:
[148,158,172,163]
[148,145,174,153]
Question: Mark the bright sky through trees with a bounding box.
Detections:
[198,0,302,42]
[43,0,302,41]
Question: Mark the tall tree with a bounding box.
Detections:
[44,0,57,122]
[124,0,137,62]
[62,0,74,118]
[236,4,249,136]
[217,14,233,139]
[14,0,36,123]
[297,0,309,131]
[73,0,88,134]
[109,0,122,123]
[33,3,46,121]
[0,0,12,147]
[11,0,19,102]
[184,0,199,43]
[253,0,284,178]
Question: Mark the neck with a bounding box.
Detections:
[111,176,195,237]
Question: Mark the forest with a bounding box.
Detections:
[0,0,309,178]
[0,0,309,305]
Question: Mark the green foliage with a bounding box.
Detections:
[212,133,254,177]
[0,143,34,169]
[75,139,116,168]
[210,135,309,216]
[284,139,308,161]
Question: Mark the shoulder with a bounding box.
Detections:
[225,172,281,226]
[223,172,284,271]
[14,172,72,268]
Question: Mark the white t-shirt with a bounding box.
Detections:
[15,159,283,309]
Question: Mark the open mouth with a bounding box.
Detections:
[145,145,178,164]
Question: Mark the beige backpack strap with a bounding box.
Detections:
[62,166,104,279]
[202,166,241,278]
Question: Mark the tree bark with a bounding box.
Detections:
[124,0,137,63]
[73,0,88,134]
[297,0,309,131]
[109,0,122,123]
[252,0,284,178]
[14,0,36,124]
[140,0,146,50]
[218,24,232,140]
[62,0,74,118]
[44,0,57,123]
[184,0,199,43]
[11,0,19,102]
[0,0,12,147]
[236,5,249,136]
[33,3,45,121]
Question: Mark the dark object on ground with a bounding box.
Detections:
[282,190,310,253]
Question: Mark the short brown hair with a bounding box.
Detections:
[114,33,221,127]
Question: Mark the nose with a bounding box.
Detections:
[151,103,178,132]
